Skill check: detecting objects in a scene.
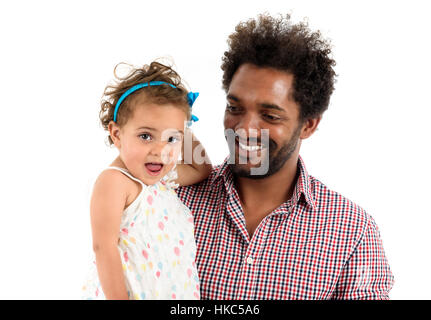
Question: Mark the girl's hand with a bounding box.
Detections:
[175,129,212,186]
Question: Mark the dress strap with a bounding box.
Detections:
[105,166,147,187]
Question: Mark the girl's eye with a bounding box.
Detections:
[168,136,181,144]
[139,133,152,141]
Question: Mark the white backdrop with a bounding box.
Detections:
[0,0,430,299]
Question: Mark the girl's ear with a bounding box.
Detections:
[108,121,122,149]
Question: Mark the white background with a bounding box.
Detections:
[0,0,430,299]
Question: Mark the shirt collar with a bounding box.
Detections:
[211,156,235,194]
[291,155,317,210]
[211,155,316,210]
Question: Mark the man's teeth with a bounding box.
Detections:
[238,141,263,151]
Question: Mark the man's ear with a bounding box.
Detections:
[108,121,122,148]
[299,116,322,140]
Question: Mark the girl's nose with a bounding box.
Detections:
[150,141,176,165]
[149,141,165,157]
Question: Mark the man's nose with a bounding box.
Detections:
[236,112,260,132]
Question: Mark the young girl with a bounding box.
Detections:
[82,61,211,300]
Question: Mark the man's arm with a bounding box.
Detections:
[331,216,395,300]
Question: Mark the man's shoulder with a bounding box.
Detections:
[308,174,372,231]
[305,174,386,259]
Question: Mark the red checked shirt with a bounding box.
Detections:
[176,155,394,300]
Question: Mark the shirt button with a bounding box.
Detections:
[246,257,254,265]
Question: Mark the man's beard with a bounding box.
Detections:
[228,125,302,179]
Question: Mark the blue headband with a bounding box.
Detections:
[113,81,199,124]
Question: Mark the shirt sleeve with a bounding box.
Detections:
[331,215,395,300]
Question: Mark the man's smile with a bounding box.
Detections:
[237,139,264,152]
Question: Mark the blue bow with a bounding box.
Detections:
[187,92,199,123]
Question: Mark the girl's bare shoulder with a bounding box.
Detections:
[93,169,141,208]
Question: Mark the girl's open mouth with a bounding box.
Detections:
[145,163,164,176]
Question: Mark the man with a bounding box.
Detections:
[177,13,394,299]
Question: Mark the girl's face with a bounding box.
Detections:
[109,103,187,185]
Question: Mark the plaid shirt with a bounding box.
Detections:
[177,156,394,300]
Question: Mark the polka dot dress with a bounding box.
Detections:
[82,166,200,300]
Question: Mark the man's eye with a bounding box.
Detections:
[226,105,241,113]
[263,114,280,121]
[139,133,152,141]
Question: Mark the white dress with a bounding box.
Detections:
[82,166,200,300]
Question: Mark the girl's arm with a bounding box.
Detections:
[175,129,212,186]
[90,170,130,300]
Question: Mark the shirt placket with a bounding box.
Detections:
[235,214,275,299]
[236,205,292,299]
[237,237,258,299]
[224,176,293,299]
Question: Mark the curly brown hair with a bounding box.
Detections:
[100,61,191,145]
[221,13,336,121]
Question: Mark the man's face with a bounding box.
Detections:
[223,63,303,179]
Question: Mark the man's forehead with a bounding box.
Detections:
[228,64,296,106]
